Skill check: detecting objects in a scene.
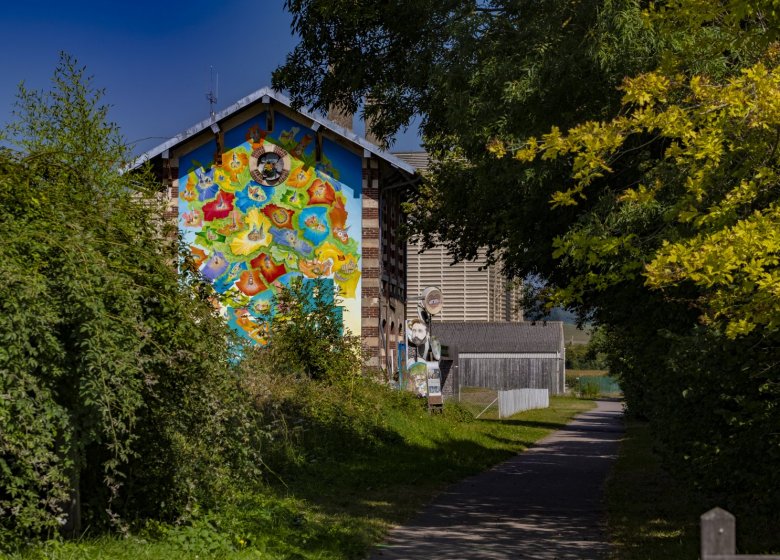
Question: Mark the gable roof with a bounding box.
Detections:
[431,321,564,354]
[131,87,416,175]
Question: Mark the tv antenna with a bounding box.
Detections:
[206,66,219,118]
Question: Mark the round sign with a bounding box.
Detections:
[421,286,443,315]
[249,141,292,186]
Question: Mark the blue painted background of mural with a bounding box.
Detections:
[178,109,362,344]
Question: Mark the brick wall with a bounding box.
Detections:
[361,157,381,367]
[362,159,411,375]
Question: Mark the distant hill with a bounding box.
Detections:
[544,307,578,324]
[536,308,592,345]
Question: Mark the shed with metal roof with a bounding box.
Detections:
[432,321,566,395]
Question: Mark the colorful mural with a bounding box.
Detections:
[179,111,362,344]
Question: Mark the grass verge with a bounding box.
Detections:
[607,419,780,559]
[606,420,702,559]
[13,388,593,560]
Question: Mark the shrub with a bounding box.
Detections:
[260,277,364,385]
[0,54,265,548]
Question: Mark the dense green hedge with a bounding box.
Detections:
[602,322,780,518]
[0,55,264,549]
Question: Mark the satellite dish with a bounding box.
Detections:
[420,286,443,316]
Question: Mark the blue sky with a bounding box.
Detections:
[0,0,421,155]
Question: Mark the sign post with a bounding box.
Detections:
[426,364,443,412]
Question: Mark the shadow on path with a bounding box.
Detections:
[370,399,624,560]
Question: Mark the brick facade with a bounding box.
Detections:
[360,156,410,373]
[361,158,382,366]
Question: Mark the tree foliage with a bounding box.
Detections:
[500,57,780,336]
[277,0,658,279]
[0,54,263,548]
[276,0,780,517]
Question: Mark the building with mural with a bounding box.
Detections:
[135,88,416,369]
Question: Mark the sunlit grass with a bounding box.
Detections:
[16,395,593,560]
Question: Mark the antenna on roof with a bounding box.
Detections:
[206,66,219,118]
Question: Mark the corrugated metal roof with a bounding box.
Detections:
[393,151,430,173]
[431,321,564,353]
[131,87,415,175]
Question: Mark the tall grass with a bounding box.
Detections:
[14,379,593,560]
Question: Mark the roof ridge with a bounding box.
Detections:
[131,87,415,175]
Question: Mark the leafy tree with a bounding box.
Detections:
[276,0,657,279]
[275,0,780,518]
[0,54,263,548]
[489,2,780,512]
[565,330,608,371]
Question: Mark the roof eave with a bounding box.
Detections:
[129,87,416,175]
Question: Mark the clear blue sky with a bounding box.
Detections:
[0,0,421,155]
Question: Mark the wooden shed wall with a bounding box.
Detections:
[460,355,564,395]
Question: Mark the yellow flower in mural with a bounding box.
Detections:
[286,165,314,188]
[313,243,361,296]
[213,166,232,191]
[213,150,248,192]
[229,208,272,256]
[314,242,345,264]
[333,256,361,298]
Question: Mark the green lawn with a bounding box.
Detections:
[14,395,594,560]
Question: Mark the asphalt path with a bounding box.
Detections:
[370,399,624,560]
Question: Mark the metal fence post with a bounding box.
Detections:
[701,507,736,559]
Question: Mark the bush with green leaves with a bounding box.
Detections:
[0,54,264,549]
[565,341,608,371]
[259,277,364,385]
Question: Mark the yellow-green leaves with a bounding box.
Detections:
[621,71,671,106]
[493,57,780,336]
[486,138,507,158]
[646,204,780,336]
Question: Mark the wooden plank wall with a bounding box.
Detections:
[461,357,564,395]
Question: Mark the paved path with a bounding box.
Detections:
[370,399,624,560]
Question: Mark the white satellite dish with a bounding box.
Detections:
[420,286,443,316]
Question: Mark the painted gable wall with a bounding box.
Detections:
[177,110,363,343]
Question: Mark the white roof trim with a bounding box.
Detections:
[130,87,416,175]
